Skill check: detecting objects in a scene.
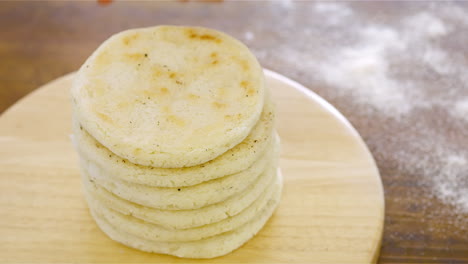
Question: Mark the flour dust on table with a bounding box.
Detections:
[239,2,468,228]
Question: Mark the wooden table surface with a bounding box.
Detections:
[0,1,467,263]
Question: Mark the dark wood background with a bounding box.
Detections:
[1,1,467,263]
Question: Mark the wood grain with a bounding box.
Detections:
[0,70,384,263]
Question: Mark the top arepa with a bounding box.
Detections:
[71,26,265,168]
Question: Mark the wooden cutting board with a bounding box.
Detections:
[0,69,384,263]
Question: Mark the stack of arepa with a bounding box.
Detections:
[70,26,282,259]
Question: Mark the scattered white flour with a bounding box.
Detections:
[317,25,413,117]
[315,10,455,117]
[243,31,254,42]
[313,2,352,26]
[314,2,351,15]
[452,98,468,123]
[422,47,454,75]
[247,2,468,218]
[435,154,468,212]
[404,11,450,38]
[434,3,468,26]
[279,0,293,10]
[314,6,468,214]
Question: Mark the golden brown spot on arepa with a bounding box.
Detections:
[185,29,222,43]
[97,112,113,124]
[124,53,145,60]
[153,68,163,77]
[167,115,186,127]
[123,34,139,45]
[240,60,249,71]
[187,94,200,100]
[160,87,169,95]
[230,56,250,71]
[239,80,255,97]
[186,28,198,38]
[224,113,242,121]
[200,34,221,43]
[240,80,249,88]
[200,34,215,40]
[142,87,169,98]
[212,102,226,109]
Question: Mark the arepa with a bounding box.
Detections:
[81,138,278,210]
[88,173,282,259]
[72,100,275,187]
[72,25,282,259]
[84,172,281,242]
[71,26,265,168]
[81,167,279,230]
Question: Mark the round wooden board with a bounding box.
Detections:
[0,70,384,263]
